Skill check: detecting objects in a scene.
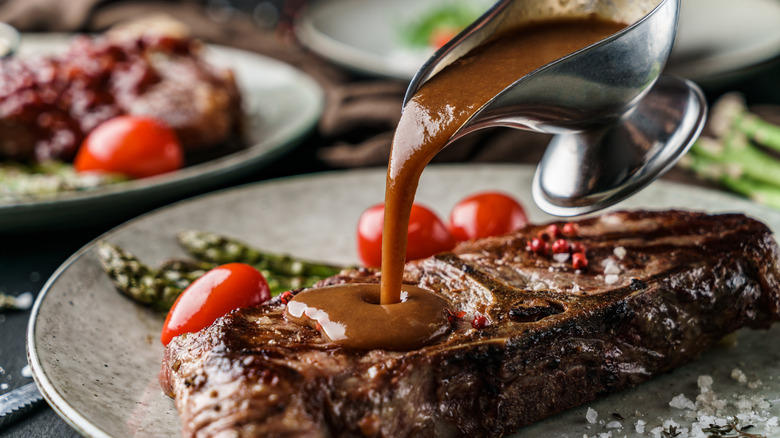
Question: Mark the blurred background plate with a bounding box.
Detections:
[0,34,324,233]
[296,0,780,83]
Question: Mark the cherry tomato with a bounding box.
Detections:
[449,191,528,241]
[74,116,184,178]
[357,203,455,268]
[161,263,270,345]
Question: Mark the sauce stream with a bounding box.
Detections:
[289,18,625,350]
[380,18,625,305]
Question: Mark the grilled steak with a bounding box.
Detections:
[160,210,780,437]
[0,31,242,162]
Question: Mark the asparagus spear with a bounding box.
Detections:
[158,257,313,296]
[96,242,184,312]
[709,93,780,152]
[679,153,780,209]
[98,233,348,310]
[176,230,345,279]
[690,135,780,187]
[681,92,780,209]
[0,160,126,202]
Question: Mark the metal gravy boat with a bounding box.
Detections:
[404,0,706,216]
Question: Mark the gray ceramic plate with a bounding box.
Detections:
[0,35,323,232]
[27,165,780,437]
[296,0,780,83]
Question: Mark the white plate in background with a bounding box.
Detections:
[297,0,780,82]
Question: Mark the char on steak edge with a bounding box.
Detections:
[160,210,780,437]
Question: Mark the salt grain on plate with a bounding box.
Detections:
[605,421,622,429]
[730,367,748,384]
[604,274,619,284]
[634,419,646,433]
[586,407,598,424]
[613,246,627,259]
[697,375,713,392]
[669,393,695,410]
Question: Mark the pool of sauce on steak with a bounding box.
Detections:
[287,18,626,351]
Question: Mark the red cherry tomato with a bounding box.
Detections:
[74,116,184,179]
[449,191,528,241]
[161,263,270,345]
[357,203,455,268]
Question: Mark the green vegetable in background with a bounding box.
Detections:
[401,2,481,48]
[679,93,780,209]
[0,160,126,203]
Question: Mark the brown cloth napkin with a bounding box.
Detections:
[0,0,554,170]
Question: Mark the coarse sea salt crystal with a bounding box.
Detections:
[14,292,33,310]
[586,407,598,424]
[604,274,619,284]
[697,375,713,392]
[605,421,622,429]
[600,214,622,225]
[635,419,646,433]
[731,368,748,384]
[669,393,696,410]
[735,397,754,411]
[604,262,621,275]
[613,246,627,259]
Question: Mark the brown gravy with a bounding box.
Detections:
[286,284,450,350]
[288,18,625,350]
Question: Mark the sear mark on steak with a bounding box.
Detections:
[160,210,780,437]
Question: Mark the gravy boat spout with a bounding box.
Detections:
[405,0,679,138]
[403,0,707,216]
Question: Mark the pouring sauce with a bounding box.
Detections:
[288,18,625,350]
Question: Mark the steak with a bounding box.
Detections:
[0,30,242,162]
[160,210,780,437]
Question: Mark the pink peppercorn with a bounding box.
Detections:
[471,315,488,329]
[562,222,580,236]
[572,252,588,269]
[529,237,547,254]
[552,239,569,254]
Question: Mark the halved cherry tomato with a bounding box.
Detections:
[74,115,184,178]
[161,263,270,345]
[449,191,528,241]
[357,203,455,268]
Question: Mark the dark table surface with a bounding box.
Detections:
[2,35,780,438]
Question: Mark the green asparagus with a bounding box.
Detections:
[681,92,780,209]
[0,160,127,203]
[98,231,348,310]
[176,230,345,279]
[709,93,780,152]
[96,242,184,311]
